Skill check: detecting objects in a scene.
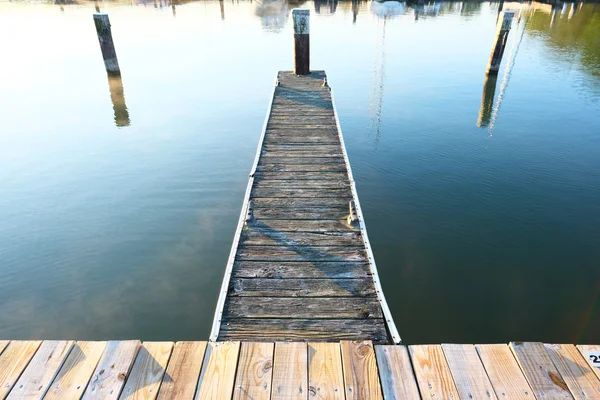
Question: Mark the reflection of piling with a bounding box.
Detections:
[108,75,130,127]
[94,0,100,12]
[486,11,514,74]
[477,74,498,127]
[292,9,310,75]
[93,14,120,76]
[220,0,225,20]
[352,0,358,23]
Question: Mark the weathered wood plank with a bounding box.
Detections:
[509,342,573,399]
[45,341,107,400]
[475,344,533,399]
[236,246,366,262]
[254,180,349,189]
[375,345,420,400]
[308,343,344,400]
[240,229,362,247]
[0,341,42,399]
[232,342,274,400]
[252,188,351,199]
[119,342,173,400]
[157,341,207,400]
[263,144,341,152]
[256,164,346,173]
[253,172,347,181]
[544,344,600,400]
[82,340,141,400]
[253,207,349,220]
[232,261,371,279]
[195,342,240,400]
[340,341,382,400]
[0,342,8,356]
[258,157,345,166]
[577,345,600,382]
[252,198,350,210]
[264,137,340,145]
[7,340,74,400]
[409,345,460,399]
[246,220,357,232]
[219,319,388,343]
[271,342,307,400]
[224,297,382,319]
[230,278,376,297]
[442,343,498,400]
[261,152,342,158]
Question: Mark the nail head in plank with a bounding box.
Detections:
[375,345,420,400]
[308,343,344,400]
[509,342,573,399]
[157,342,207,400]
[475,344,533,399]
[119,342,174,400]
[7,340,74,399]
[340,340,382,400]
[442,343,498,400]
[577,345,600,382]
[0,341,42,399]
[82,340,141,400]
[409,344,460,399]
[271,342,308,400]
[195,341,241,400]
[232,342,274,400]
[544,344,600,400]
[45,341,107,400]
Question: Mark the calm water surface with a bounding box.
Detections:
[1,0,599,343]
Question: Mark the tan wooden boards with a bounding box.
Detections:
[0,341,42,399]
[157,341,207,400]
[120,342,173,400]
[375,345,419,399]
[233,342,274,400]
[578,345,600,382]
[308,343,344,399]
[442,343,497,399]
[340,341,382,400]
[544,344,600,400]
[409,344,460,399]
[215,70,388,343]
[475,344,533,399]
[271,342,307,400]
[196,341,240,400]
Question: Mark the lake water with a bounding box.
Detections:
[1,0,599,344]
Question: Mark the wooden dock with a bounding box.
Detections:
[0,340,598,399]
[210,71,399,344]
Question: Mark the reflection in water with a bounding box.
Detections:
[253,0,288,31]
[477,74,498,127]
[314,0,337,15]
[219,0,224,20]
[370,0,405,19]
[107,75,130,127]
[370,17,387,145]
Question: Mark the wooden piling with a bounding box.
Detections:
[292,9,310,75]
[486,11,514,75]
[93,13,120,76]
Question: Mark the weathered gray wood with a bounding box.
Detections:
[256,164,346,173]
[252,197,350,208]
[232,261,371,279]
[236,245,366,262]
[254,172,347,180]
[93,13,120,75]
[375,345,420,399]
[230,278,376,297]
[259,157,346,166]
[219,319,389,342]
[253,207,349,220]
[242,219,358,233]
[254,180,349,188]
[252,188,352,198]
[240,229,362,247]
[224,297,382,319]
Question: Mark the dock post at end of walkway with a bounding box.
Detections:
[292,9,310,75]
[93,13,120,76]
[486,11,514,75]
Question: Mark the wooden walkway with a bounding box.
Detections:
[0,340,598,399]
[210,71,399,344]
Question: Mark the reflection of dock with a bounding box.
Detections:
[1,340,598,398]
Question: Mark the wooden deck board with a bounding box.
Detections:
[307,343,344,400]
[442,343,498,399]
[119,342,173,400]
[232,342,274,400]
[475,344,533,399]
[0,341,42,399]
[544,344,600,400]
[230,278,376,297]
[340,341,382,400]
[577,345,600,382]
[409,344,460,399]
[195,342,240,400]
[271,342,307,400]
[375,345,420,400]
[157,341,207,400]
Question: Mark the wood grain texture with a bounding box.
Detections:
[475,344,533,399]
[509,342,573,399]
[82,340,141,400]
[119,342,173,400]
[195,341,240,400]
[244,220,357,233]
[230,278,376,297]
[253,207,349,220]
[442,343,498,399]
[157,341,207,400]
[45,341,107,400]
[236,246,366,262]
[7,340,74,400]
[252,188,352,199]
[0,341,42,399]
[232,261,371,279]
[224,297,382,319]
[232,342,274,400]
[375,345,420,400]
[409,345,460,399]
[544,344,600,400]
[340,341,382,400]
[577,345,600,382]
[219,319,389,343]
[240,229,362,247]
[271,342,307,400]
[308,343,344,400]
[0,342,8,356]
[251,198,350,209]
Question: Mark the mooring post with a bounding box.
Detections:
[292,9,310,75]
[486,11,514,75]
[93,13,120,76]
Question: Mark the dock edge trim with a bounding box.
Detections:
[209,73,278,342]
[330,84,402,344]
